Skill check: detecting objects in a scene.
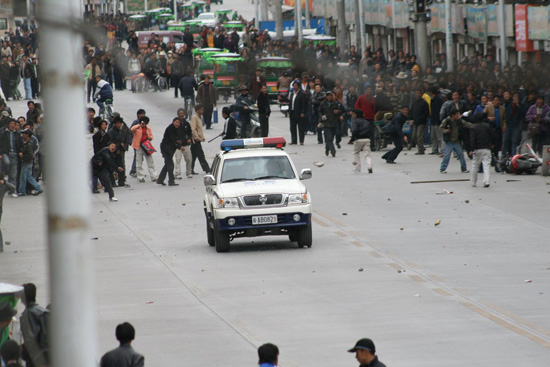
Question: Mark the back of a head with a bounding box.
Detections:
[115,322,135,344]
[0,340,20,365]
[22,283,37,305]
[258,343,279,365]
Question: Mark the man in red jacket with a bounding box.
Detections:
[355,86,376,122]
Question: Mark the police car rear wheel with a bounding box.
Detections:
[296,224,312,248]
[214,229,230,252]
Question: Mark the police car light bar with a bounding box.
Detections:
[221,137,286,151]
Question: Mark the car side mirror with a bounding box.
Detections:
[300,168,312,180]
[203,174,215,186]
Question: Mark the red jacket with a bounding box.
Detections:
[355,94,376,120]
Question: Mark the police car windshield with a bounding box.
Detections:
[221,156,295,183]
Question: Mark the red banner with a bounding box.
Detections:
[515,4,535,52]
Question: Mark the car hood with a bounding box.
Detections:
[217,179,305,197]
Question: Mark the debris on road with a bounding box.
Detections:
[434,219,441,226]
[506,179,522,182]
[465,200,470,203]
[314,161,324,167]
[400,227,404,231]
[436,190,454,195]
[358,268,364,272]
[342,213,348,215]
[414,293,421,297]
[411,179,469,184]
[525,280,532,283]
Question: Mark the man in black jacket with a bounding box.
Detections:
[100,322,144,367]
[382,106,409,164]
[221,107,237,140]
[0,119,21,188]
[91,142,122,201]
[170,54,185,98]
[469,113,493,187]
[411,89,429,155]
[429,86,444,155]
[350,109,373,173]
[289,81,308,145]
[107,117,130,187]
[257,85,271,137]
[235,87,256,137]
[348,338,386,367]
[157,117,184,186]
[174,108,193,179]
[178,71,198,114]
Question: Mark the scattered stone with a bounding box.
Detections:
[398,270,402,273]
[314,161,324,167]
[400,227,404,231]
[434,219,441,226]
[525,279,532,283]
[14,251,18,253]
[342,213,348,215]
[414,293,421,297]
[181,203,186,206]
[5,242,10,245]
[387,198,391,201]
[146,301,154,304]
[358,268,364,272]
[465,200,470,203]
[90,237,98,240]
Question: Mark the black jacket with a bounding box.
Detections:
[470,121,493,150]
[178,120,193,146]
[351,117,373,141]
[430,94,444,126]
[290,90,307,117]
[160,123,182,155]
[411,98,429,125]
[257,92,271,116]
[93,130,109,154]
[0,129,21,155]
[223,116,237,140]
[91,147,118,173]
[107,124,130,152]
[178,75,198,96]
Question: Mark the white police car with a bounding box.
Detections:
[203,137,312,252]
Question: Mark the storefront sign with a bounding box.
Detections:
[515,4,534,51]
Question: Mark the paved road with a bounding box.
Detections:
[1,86,549,367]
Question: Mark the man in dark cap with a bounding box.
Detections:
[0,302,16,349]
[348,338,386,367]
[0,339,21,367]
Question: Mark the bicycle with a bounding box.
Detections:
[133,74,148,93]
[156,74,168,92]
[99,99,114,121]
[183,95,194,118]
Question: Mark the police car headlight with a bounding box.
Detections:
[219,197,239,208]
[288,194,308,204]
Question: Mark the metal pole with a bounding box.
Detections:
[144,0,148,12]
[336,0,347,60]
[358,0,365,55]
[174,0,178,21]
[445,0,453,72]
[296,0,303,46]
[274,0,283,40]
[261,0,269,22]
[497,0,507,66]
[39,3,97,367]
[305,0,310,30]
[255,0,260,30]
[354,0,361,52]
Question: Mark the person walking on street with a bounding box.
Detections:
[429,86,444,155]
[100,322,144,367]
[289,81,308,145]
[483,95,507,171]
[0,119,20,194]
[128,109,146,178]
[350,109,373,173]
[157,117,183,186]
[439,109,472,173]
[179,71,198,115]
[190,104,211,174]
[469,113,493,187]
[318,90,342,156]
[235,87,255,137]
[347,338,386,367]
[91,142,123,202]
[174,108,193,179]
[130,116,158,183]
[411,89,429,155]
[107,116,130,187]
[18,129,42,196]
[257,84,271,137]
[382,106,409,164]
[196,75,218,129]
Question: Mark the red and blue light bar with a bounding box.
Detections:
[221,137,286,151]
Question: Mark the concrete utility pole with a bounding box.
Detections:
[358,0,365,54]
[39,4,97,367]
[354,0,361,52]
[336,0,348,59]
[295,0,303,46]
[445,0,453,72]
[305,0,310,29]
[174,0,178,21]
[261,0,269,22]
[144,0,148,12]
[413,0,430,74]
[497,0,507,66]
[274,0,283,40]
[255,0,260,30]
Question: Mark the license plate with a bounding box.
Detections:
[222,81,230,85]
[252,215,278,225]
